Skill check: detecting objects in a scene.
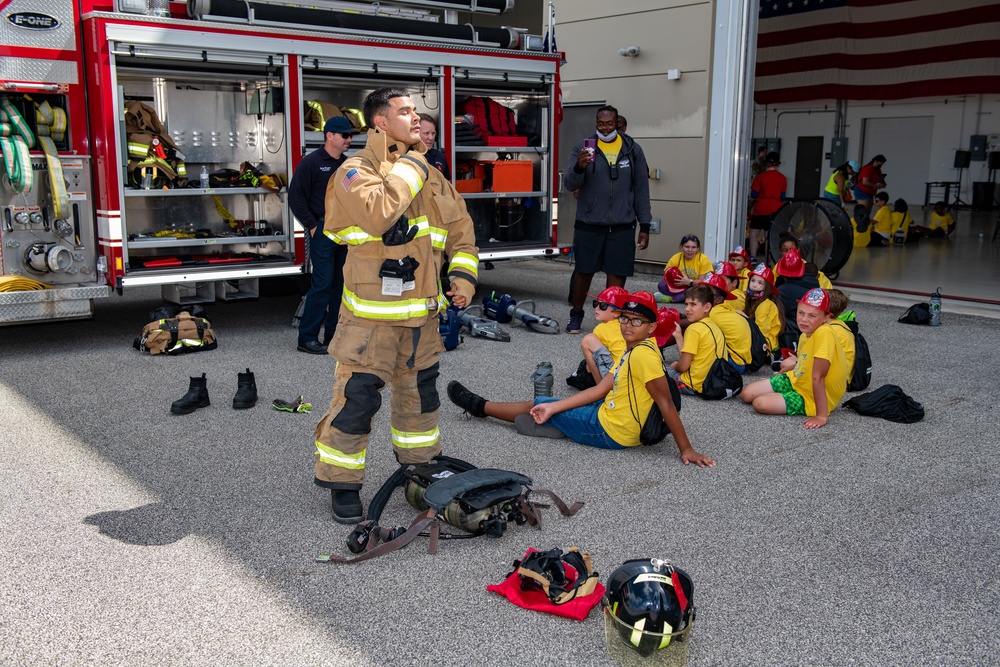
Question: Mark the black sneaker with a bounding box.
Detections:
[566,359,597,391]
[566,308,585,334]
[447,381,487,418]
[514,414,565,439]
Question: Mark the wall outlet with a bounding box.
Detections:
[648,219,661,234]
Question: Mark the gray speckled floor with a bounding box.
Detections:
[1,258,997,666]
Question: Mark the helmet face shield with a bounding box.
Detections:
[604,605,692,665]
[604,559,695,663]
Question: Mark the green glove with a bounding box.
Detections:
[273,396,312,413]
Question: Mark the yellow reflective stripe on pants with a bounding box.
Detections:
[391,426,440,449]
[449,252,479,278]
[341,287,433,321]
[389,160,424,197]
[315,441,366,469]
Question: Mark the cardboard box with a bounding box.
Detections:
[490,160,533,193]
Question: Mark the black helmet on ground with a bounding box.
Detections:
[604,558,696,657]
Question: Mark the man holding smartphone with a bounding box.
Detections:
[563,105,651,334]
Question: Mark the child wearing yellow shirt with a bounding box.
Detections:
[850,204,872,248]
[668,284,728,396]
[701,272,752,374]
[728,246,751,292]
[868,192,893,246]
[581,286,627,383]
[446,291,715,466]
[743,263,785,359]
[740,288,849,428]
[826,289,856,372]
[910,201,956,239]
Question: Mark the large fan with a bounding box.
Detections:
[767,199,854,277]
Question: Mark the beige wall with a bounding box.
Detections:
[556,0,714,266]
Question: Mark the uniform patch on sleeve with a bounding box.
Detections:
[341,168,360,191]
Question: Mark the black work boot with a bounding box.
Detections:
[447,381,487,418]
[232,368,258,409]
[331,489,364,524]
[170,373,210,415]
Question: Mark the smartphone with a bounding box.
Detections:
[583,138,596,153]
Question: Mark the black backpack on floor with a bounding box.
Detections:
[845,384,924,423]
[846,320,873,392]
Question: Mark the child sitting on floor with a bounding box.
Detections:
[716,261,746,311]
[743,263,785,363]
[668,284,729,396]
[850,204,872,248]
[447,291,714,466]
[909,201,955,239]
[825,288,856,372]
[869,192,893,246]
[567,286,627,390]
[740,288,849,429]
[774,232,833,289]
[728,246,751,292]
[657,234,714,303]
[891,198,915,244]
[701,273,752,373]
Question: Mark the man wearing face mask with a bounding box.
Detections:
[312,88,479,523]
[563,105,651,334]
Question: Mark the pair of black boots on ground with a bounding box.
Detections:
[170,369,258,414]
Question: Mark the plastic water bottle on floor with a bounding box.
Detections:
[929,288,942,326]
[531,362,554,398]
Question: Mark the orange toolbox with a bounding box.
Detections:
[488,160,533,192]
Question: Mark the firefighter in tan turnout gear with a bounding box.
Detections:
[314,88,479,522]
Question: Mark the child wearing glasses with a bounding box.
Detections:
[656,234,713,303]
[446,291,714,466]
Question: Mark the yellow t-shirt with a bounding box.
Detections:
[722,289,747,312]
[593,319,628,366]
[737,269,750,293]
[598,340,663,447]
[785,324,849,416]
[666,252,714,282]
[817,271,833,290]
[851,216,871,247]
[828,319,856,374]
[598,135,623,166]
[752,297,782,351]
[872,206,894,237]
[710,305,752,367]
[680,319,726,394]
[929,212,954,232]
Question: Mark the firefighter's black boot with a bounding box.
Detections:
[232,368,258,409]
[170,373,210,415]
[331,489,364,524]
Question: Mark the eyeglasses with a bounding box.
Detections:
[338,132,354,139]
[618,315,652,327]
[592,300,617,311]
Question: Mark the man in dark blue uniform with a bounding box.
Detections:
[289,116,359,354]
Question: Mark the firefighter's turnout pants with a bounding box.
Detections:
[314,315,443,488]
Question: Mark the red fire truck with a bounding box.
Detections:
[0,0,565,325]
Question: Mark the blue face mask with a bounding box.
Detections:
[747,289,763,299]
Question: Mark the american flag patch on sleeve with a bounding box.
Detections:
[341,168,360,191]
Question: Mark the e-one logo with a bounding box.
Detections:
[7,12,61,30]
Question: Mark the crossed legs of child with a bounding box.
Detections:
[740,376,806,416]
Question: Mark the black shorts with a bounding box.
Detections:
[749,215,772,231]
[572,224,637,277]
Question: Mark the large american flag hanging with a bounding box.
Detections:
[754,0,1000,104]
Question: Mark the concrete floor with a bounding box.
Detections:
[835,208,1000,306]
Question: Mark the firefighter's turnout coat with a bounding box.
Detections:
[314,128,479,487]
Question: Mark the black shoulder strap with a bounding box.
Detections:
[698,321,726,361]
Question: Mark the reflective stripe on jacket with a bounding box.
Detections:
[325,128,479,327]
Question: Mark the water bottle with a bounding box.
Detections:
[929,288,942,327]
[199,165,209,189]
[531,362,554,398]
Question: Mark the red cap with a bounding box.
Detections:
[616,290,658,322]
[663,265,686,293]
[654,307,680,347]
[750,262,775,287]
[586,286,628,307]
[776,247,805,278]
[728,245,749,261]
[698,273,737,301]
[798,287,830,314]
[716,261,739,278]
